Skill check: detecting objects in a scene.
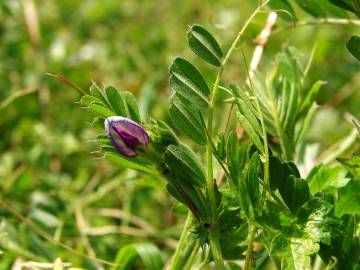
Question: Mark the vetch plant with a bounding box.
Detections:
[56,1,360,269]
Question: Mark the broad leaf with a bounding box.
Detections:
[307,164,350,193]
[335,179,360,216]
[187,25,223,66]
[281,175,310,214]
[169,57,210,109]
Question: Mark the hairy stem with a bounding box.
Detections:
[244,224,257,270]
[168,212,194,270]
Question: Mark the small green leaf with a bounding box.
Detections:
[281,175,310,214]
[112,242,164,270]
[282,82,299,130]
[105,86,127,117]
[169,57,210,109]
[187,25,223,66]
[297,80,325,119]
[226,132,247,188]
[90,82,109,105]
[269,156,285,191]
[164,144,206,187]
[123,91,141,123]
[294,0,326,17]
[105,152,159,176]
[169,95,206,145]
[295,103,318,144]
[307,165,350,193]
[168,179,207,219]
[79,95,104,107]
[335,179,360,216]
[237,113,264,153]
[88,103,115,118]
[347,35,360,61]
[246,153,262,209]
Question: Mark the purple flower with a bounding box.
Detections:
[104,116,149,157]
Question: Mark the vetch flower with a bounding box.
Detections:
[104,116,149,157]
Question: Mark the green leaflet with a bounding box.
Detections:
[282,175,310,214]
[112,242,164,270]
[297,80,325,119]
[105,86,128,117]
[122,91,142,123]
[164,144,207,187]
[237,113,264,153]
[187,25,223,66]
[346,35,360,61]
[307,164,350,193]
[104,151,159,176]
[169,57,210,109]
[90,82,109,105]
[295,103,318,144]
[335,179,360,216]
[226,132,248,189]
[169,95,206,145]
[329,0,356,13]
[79,95,104,107]
[104,86,141,123]
[88,102,115,118]
[166,179,207,219]
[245,153,262,211]
[294,0,326,17]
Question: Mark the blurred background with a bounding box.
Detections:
[0,0,359,269]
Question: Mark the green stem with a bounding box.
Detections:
[205,2,271,269]
[168,212,194,270]
[244,224,257,270]
[184,240,200,270]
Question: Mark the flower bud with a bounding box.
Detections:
[104,116,149,157]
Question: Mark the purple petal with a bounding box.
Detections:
[106,116,149,145]
[112,125,140,148]
[105,118,137,157]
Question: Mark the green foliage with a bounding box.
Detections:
[187,25,223,66]
[169,57,210,109]
[1,0,359,269]
[164,144,206,188]
[169,95,207,145]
